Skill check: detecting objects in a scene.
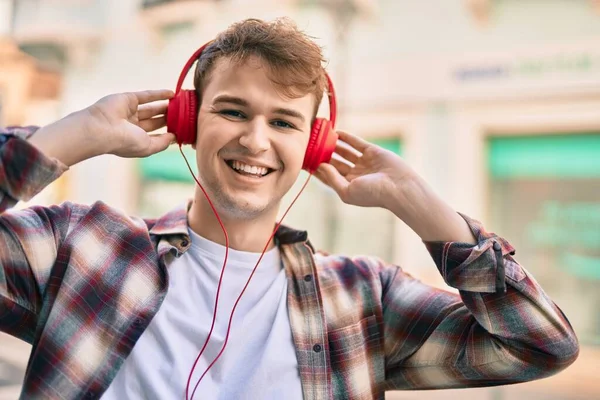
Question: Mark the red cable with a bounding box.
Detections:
[178,145,229,400]
[190,174,312,399]
[178,145,313,400]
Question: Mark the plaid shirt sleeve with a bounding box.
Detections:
[0,127,70,342]
[377,212,579,390]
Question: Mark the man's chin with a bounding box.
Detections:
[217,195,275,220]
[197,177,282,220]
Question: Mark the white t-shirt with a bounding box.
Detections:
[101,228,304,400]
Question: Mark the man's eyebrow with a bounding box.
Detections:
[212,95,249,107]
[273,108,306,123]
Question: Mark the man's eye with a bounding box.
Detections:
[220,110,245,119]
[272,120,294,129]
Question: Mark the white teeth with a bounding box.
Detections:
[230,160,269,176]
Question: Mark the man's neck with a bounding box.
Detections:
[187,195,279,253]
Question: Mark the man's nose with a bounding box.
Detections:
[238,118,270,154]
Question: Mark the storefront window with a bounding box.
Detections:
[487,133,600,344]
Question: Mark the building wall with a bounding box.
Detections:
[2,1,600,399]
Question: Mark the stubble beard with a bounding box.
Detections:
[205,175,277,221]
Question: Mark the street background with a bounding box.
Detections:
[1,0,599,399]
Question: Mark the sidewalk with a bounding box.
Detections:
[0,333,28,399]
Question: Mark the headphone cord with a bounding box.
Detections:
[178,145,229,400]
[177,145,312,400]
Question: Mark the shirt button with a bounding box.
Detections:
[313,344,322,353]
[493,242,501,251]
[133,318,145,327]
[85,391,95,399]
[304,274,313,282]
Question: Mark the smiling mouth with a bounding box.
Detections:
[224,159,276,178]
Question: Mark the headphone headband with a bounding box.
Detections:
[174,41,336,127]
[175,42,212,94]
[325,73,337,128]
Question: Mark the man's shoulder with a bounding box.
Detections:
[312,252,400,319]
[60,200,154,233]
[11,200,156,233]
[315,250,386,267]
[314,251,398,282]
[35,200,190,238]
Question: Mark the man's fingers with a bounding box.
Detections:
[134,89,175,105]
[139,115,166,132]
[334,141,361,164]
[329,156,353,177]
[138,102,168,120]
[145,133,176,156]
[316,163,349,196]
[337,130,370,152]
[312,168,329,186]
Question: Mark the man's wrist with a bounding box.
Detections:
[29,110,103,167]
[386,175,477,244]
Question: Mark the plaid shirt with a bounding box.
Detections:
[0,127,579,400]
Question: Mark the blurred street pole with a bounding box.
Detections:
[8,0,17,35]
[299,0,365,251]
[323,0,356,251]
[0,0,18,36]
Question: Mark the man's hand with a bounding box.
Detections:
[314,131,477,243]
[29,90,176,167]
[313,130,418,210]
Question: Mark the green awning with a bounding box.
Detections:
[488,133,600,179]
[371,137,402,155]
[139,146,197,183]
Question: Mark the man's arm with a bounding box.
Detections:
[0,90,174,341]
[374,214,578,389]
[0,126,67,212]
[314,130,579,388]
[379,174,578,387]
[27,90,175,168]
[0,126,71,342]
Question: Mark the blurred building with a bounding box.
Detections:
[1,0,599,399]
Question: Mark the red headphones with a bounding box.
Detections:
[166,41,339,173]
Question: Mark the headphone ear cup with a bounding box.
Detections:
[167,90,198,145]
[303,118,338,172]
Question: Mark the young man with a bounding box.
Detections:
[0,18,578,400]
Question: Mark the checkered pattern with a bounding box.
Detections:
[0,128,579,399]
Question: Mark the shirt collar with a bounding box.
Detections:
[148,200,314,252]
[148,200,191,237]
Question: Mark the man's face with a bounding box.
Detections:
[194,56,315,219]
